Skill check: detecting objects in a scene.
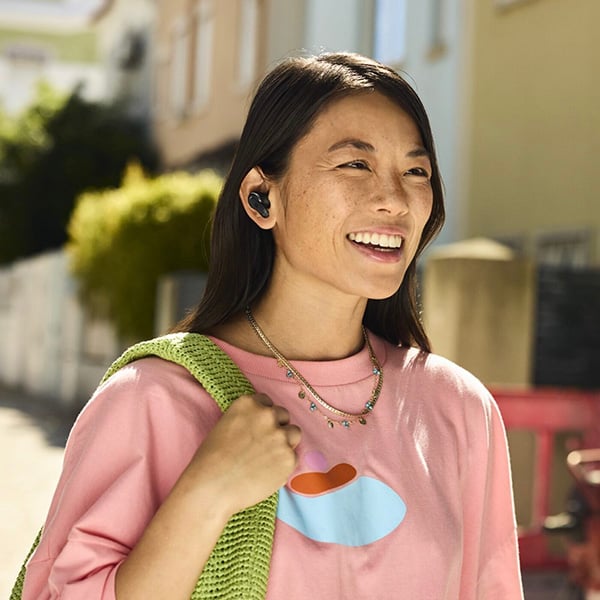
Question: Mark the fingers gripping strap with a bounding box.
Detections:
[12,333,277,600]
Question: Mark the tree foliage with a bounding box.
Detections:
[68,163,221,341]
[0,83,157,264]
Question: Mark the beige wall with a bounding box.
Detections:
[467,0,600,263]
[153,0,268,168]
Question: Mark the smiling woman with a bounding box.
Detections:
[19,53,524,600]
[234,91,435,320]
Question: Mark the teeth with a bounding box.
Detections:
[348,232,403,249]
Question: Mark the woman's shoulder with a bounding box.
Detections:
[75,355,220,435]
[381,341,504,447]
[383,340,494,405]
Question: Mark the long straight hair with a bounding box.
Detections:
[178,53,445,351]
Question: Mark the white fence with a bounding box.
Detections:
[0,250,120,407]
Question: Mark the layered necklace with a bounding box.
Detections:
[245,307,383,429]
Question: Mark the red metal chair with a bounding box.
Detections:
[492,387,600,571]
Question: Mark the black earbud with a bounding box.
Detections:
[248,191,271,218]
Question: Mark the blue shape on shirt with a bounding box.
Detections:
[277,476,407,546]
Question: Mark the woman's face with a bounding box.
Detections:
[268,91,434,304]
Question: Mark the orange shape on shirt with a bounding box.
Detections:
[290,463,357,495]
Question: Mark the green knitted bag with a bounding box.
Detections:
[10,333,277,600]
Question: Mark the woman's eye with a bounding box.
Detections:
[406,167,430,178]
[341,160,369,170]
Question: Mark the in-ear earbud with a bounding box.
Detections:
[248,191,271,218]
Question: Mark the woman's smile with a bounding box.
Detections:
[347,231,404,249]
[347,231,405,262]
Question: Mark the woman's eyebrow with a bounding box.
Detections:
[327,139,430,160]
[327,138,376,153]
[407,147,430,158]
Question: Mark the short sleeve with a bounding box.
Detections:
[22,357,221,600]
[460,387,524,600]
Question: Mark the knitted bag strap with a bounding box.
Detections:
[9,530,42,600]
[102,333,278,600]
[10,333,277,600]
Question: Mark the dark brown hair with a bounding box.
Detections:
[178,52,445,351]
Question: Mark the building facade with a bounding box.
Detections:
[2,0,467,247]
[0,0,107,113]
[149,0,466,241]
[466,0,600,266]
[151,0,269,171]
[7,1,597,261]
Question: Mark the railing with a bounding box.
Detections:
[492,387,600,570]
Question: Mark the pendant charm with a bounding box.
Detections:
[246,307,383,433]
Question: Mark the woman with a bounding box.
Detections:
[23,53,523,599]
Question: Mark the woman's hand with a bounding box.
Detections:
[116,394,300,600]
[180,393,302,516]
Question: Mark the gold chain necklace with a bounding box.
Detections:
[245,307,383,429]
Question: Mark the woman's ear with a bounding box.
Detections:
[239,167,278,230]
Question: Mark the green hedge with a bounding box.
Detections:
[0,84,157,264]
[68,163,222,341]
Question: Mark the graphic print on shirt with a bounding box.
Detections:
[277,450,407,546]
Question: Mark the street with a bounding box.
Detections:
[0,385,75,598]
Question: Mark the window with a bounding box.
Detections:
[2,43,52,114]
[170,16,190,118]
[429,0,446,56]
[192,0,214,111]
[535,230,592,268]
[237,0,259,90]
[373,0,407,65]
[153,40,170,119]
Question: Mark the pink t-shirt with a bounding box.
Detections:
[22,334,523,599]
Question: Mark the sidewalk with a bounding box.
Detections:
[0,385,77,597]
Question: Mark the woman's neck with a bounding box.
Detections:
[210,291,367,361]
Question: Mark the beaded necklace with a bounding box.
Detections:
[245,307,383,429]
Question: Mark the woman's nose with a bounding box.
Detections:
[374,180,410,215]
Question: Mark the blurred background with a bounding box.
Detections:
[1,0,599,598]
